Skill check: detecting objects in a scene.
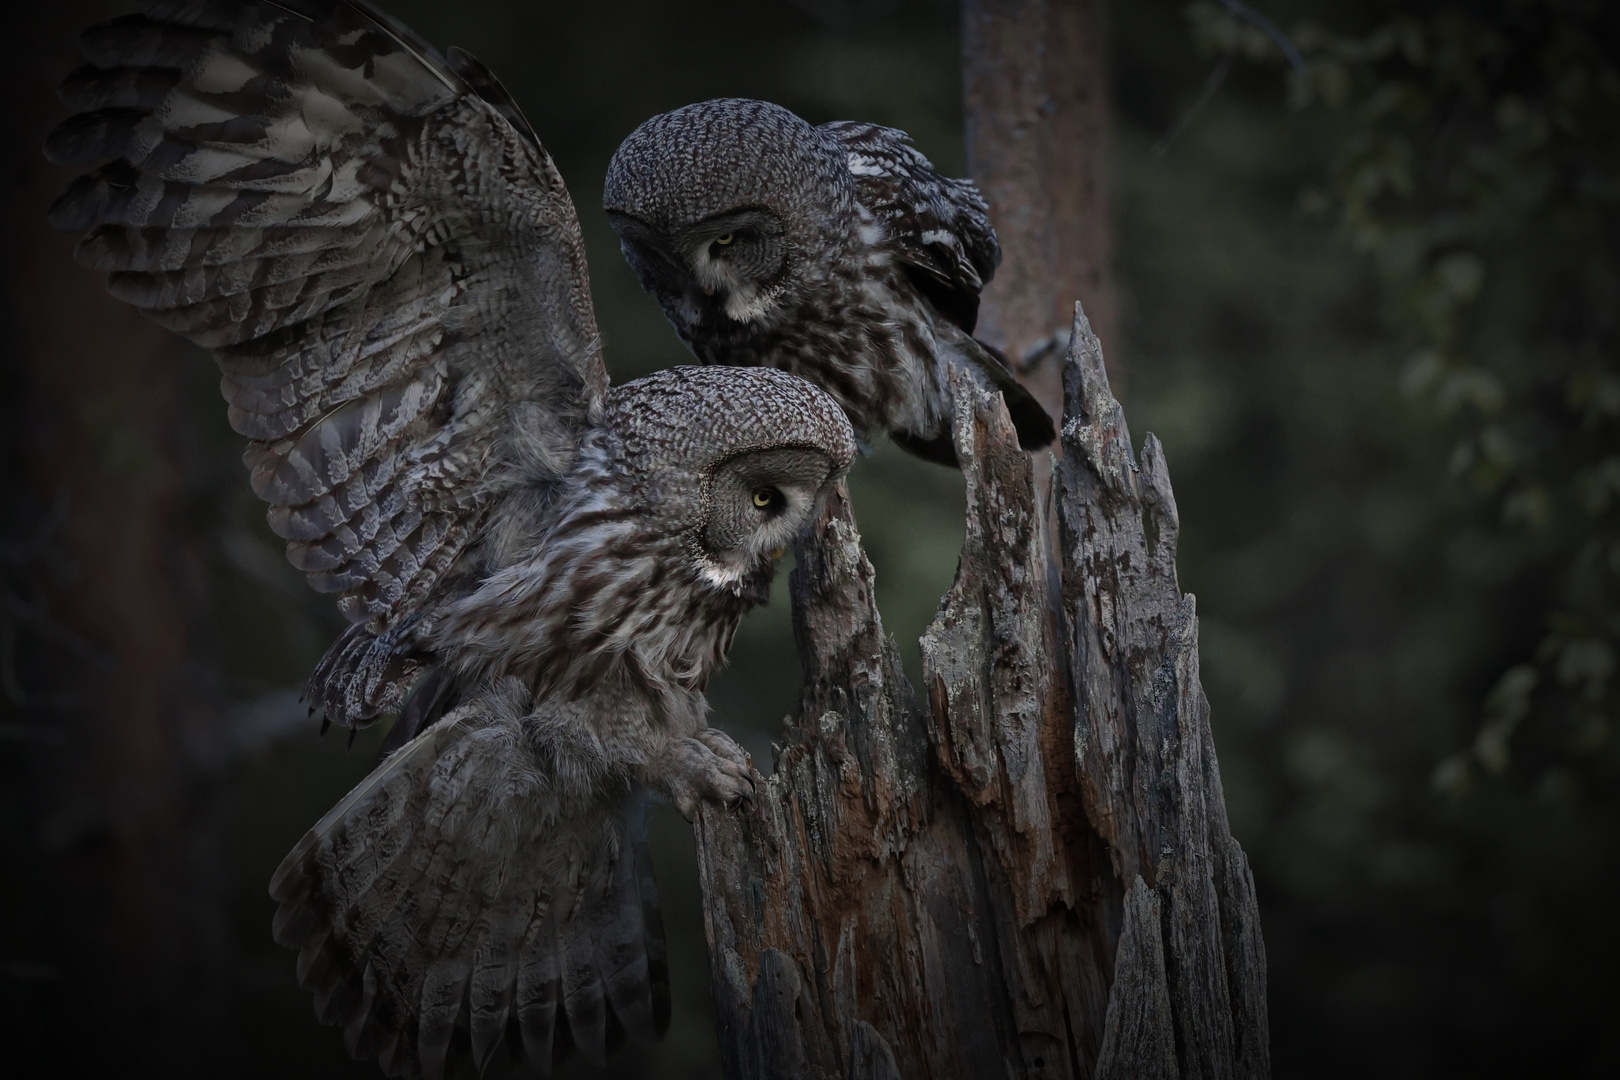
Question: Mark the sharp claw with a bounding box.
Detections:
[347,726,357,750]
[318,716,330,736]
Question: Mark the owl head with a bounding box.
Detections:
[606,366,856,599]
[603,98,855,335]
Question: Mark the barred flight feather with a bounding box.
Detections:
[47,0,604,697]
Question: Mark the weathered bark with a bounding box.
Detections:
[1,3,231,1072]
[696,306,1268,1079]
[963,0,1118,398]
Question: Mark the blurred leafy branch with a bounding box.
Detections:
[1186,0,1620,794]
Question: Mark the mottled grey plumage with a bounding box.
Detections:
[46,4,855,1077]
[603,98,1055,466]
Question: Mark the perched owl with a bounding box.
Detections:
[46,3,856,1077]
[602,98,1056,466]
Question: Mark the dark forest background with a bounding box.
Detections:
[2,0,1615,1077]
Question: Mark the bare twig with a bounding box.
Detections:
[1153,0,1307,159]
[1152,48,1235,159]
[1218,0,1308,74]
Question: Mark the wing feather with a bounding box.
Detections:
[467,905,524,1074]
[821,120,1000,333]
[48,0,607,724]
[516,907,563,1068]
[269,683,667,1079]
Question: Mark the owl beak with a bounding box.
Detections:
[769,547,786,561]
[702,286,715,297]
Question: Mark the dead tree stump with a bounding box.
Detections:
[696,305,1269,1080]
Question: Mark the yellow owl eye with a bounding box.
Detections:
[752,489,775,508]
[714,233,734,246]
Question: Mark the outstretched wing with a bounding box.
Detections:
[45,1,606,701]
[270,682,669,1080]
[822,120,1000,333]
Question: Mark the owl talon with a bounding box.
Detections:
[694,725,751,768]
[650,729,757,821]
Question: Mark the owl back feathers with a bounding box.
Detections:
[822,121,1056,458]
[821,120,1001,334]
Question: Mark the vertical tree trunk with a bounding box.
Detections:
[1,4,230,1072]
[962,0,1118,400]
[696,307,1268,1079]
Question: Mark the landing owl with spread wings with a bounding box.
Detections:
[602,98,1055,466]
[46,3,855,1077]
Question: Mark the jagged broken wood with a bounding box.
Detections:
[695,303,1269,1080]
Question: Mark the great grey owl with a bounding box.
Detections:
[602,97,1056,466]
[45,2,856,1077]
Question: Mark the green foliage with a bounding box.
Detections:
[1154,1,1620,1072]
[1194,0,1620,796]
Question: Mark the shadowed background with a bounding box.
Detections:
[2,1,1615,1077]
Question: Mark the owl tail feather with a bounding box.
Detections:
[270,692,670,1079]
[966,338,1058,453]
[929,323,1058,465]
[993,371,1060,453]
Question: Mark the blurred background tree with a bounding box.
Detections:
[1,1,1614,1078]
